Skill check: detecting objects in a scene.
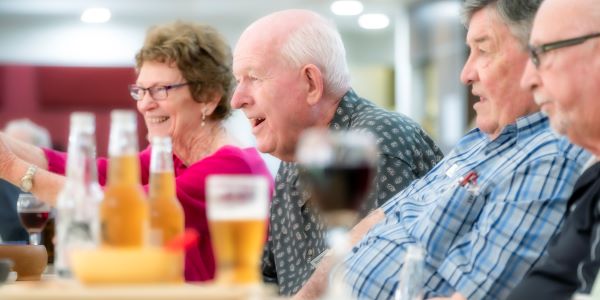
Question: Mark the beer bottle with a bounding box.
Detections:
[55,112,104,277]
[100,110,149,247]
[148,136,184,246]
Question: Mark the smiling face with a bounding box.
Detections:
[460,6,538,139]
[135,61,205,143]
[521,0,600,151]
[231,16,319,161]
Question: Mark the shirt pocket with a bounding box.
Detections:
[413,185,486,262]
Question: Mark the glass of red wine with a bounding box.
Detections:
[297,128,378,298]
[16,193,51,245]
[297,128,377,228]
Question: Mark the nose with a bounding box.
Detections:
[230,82,250,109]
[520,60,540,92]
[136,93,158,112]
[460,54,477,85]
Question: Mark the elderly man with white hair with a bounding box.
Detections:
[230,9,444,295]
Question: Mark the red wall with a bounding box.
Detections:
[0,64,148,156]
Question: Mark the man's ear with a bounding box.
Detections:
[303,64,324,106]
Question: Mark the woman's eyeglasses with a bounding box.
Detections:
[128,82,190,101]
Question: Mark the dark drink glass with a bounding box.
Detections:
[297,129,377,228]
[18,211,49,232]
[16,193,51,245]
[297,128,378,299]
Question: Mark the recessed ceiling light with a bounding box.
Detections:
[81,7,111,23]
[330,0,364,16]
[358,13,390,30]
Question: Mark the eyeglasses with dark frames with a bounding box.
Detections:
[528,32,600,68]
[128,82,190,101]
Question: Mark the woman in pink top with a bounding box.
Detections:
[0,21,273,282]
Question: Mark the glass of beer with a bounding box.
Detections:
[206,175,269,285]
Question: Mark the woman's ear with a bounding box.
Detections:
[303,64,324,106]
[202,90,222,116]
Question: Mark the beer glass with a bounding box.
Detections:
[206,175,269,285]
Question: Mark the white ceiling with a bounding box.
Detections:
[0,0,412,66]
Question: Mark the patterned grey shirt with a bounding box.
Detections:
[262,89,443,295]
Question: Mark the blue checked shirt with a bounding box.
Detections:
[344,112,591,300]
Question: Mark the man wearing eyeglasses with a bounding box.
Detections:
[507,0,600,299]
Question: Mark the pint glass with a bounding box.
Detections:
[206,175,269,285]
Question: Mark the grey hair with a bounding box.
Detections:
[4,118,52,148]
[461,0,544,46]
[279,17,351,97]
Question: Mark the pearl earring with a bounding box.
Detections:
[201,113,206,127]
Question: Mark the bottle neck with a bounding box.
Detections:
[65,129,99,185]
[149,172,176,199]
[108,155,141,185]
[107,112,141,185]
[149,137,176,199]
[150,143,174,174]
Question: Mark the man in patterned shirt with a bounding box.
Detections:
[230,9,444,295]
[294,0,592,299]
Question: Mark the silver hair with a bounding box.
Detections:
[4,118,52,148]
[461,0,544,46]
[279,17,351,97]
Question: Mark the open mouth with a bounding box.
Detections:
[251,117,265,128]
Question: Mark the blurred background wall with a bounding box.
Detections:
[0,0,470,172]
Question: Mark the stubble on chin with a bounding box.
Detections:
[548,116,569,136]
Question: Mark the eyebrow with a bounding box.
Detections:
[473,36,490,44]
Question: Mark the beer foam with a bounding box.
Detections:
[206,175,269,220]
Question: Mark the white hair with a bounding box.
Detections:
[280,17,351,96]
[4,118,52,148]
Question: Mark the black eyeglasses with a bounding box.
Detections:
[128,82,190,101]
[528,32,600,68]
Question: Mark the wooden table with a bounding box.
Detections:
[0,279,267,300]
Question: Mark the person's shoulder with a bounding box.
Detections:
[520,123,575,155]
[352,98,418,127]
[517,124,590,167]
[206,145,252,163]
[204,145,272,176]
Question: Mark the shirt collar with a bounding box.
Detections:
[328,89,358,130]
[481,112,548,154]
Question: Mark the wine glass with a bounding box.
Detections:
[16,193,51,245]
[296,128,378,298]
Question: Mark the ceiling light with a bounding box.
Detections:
[330,0,364,16]
[358,13,390,30]
[81,7,111,24]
